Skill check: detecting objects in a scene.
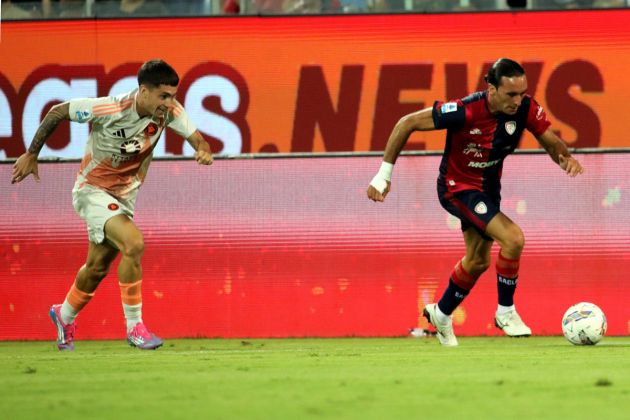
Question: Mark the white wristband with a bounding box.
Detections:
[369,161,394,193]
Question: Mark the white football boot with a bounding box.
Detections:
[423,303,458,346]
[495,309,532,337]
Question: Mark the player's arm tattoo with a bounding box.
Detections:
[28,103,70,155]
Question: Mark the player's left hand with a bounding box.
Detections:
[559,155,583,177]
[194,150,213,166]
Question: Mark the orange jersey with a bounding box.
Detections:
[69,89,196,200]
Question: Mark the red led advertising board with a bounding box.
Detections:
[1,153,628,340]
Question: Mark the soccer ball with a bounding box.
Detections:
[561,302,607,345]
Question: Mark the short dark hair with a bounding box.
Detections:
[137,59,179,88]
[484,58,525,87]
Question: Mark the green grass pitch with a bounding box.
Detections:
[1,337,628,419]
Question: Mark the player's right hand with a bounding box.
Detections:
[367,180,391,202]
[558,155,584,177]
[11,152,40,184]
[194,150,214,166]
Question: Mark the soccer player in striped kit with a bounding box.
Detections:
[11,59,214,350]
[367,58,583,346]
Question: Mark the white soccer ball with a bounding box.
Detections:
[561,302,607,345]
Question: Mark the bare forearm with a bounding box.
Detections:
[383,122,413,164]
[540,137,570,165]
[383,108,435,164]
[28,103,69,155]
[187,130,210,152]
[195,138,211,153]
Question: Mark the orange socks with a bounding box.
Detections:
[59,280,144,330]
[120,280,143,331]
[66,283,95,312]
[60,282,95,324]
[119,280,142,305]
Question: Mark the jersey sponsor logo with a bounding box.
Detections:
[111,140,143,167]
[463,143,484,158]
[440,102,457,114]
[474,201,488,215]
[505,121,517,135]
[120,140,142,155]
[469,128,482,135]
[468,159,500,168]
[75,110,91,123]
[536,105,544,120]
[113,129,127,138]
[111,154,136,167]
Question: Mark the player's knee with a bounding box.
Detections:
[121,237,145,260]
[502,228,525,255]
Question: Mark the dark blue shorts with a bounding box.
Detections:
[437,183,500,241]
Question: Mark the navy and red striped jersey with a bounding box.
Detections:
[432,91,550,195]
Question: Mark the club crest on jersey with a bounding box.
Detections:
[505,121,517,135]
[474,201,488,215]
[463,143,484,158]
[145,123,159,137]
